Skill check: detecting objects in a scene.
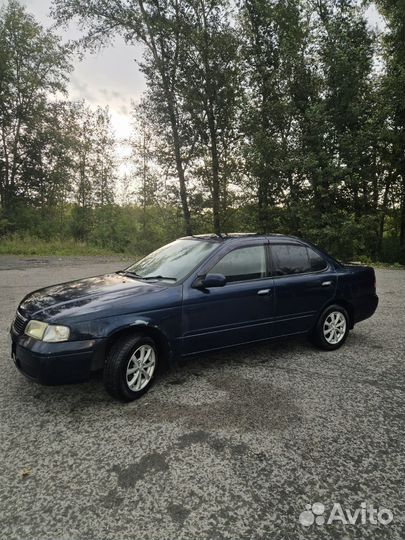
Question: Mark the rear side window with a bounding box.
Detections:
[271,244,328,275]
[307,247,328,271]
[210,245,267,282]
[271,244,311,275]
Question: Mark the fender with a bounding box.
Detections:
[91,317,175,371]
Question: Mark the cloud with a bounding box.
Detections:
[16,0,146,140]
[120,104,130,116]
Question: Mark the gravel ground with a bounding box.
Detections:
[0,256,404,540]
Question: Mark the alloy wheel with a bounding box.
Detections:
[126,344,156,392]
[323,311,347,345]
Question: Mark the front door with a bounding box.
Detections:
[181,243,275,354]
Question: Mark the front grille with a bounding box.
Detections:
[13,311,27,335]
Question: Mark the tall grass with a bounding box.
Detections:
[0,234,122,256]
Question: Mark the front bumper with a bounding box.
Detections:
[10,330,106,385]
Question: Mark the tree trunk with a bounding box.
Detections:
[207,107,221,235]
[137,0,192,236]
[257,178,269,233]
[377,175,393,258]
[168,106,192,235]
[199,0,221,235]
[400,181,405,260]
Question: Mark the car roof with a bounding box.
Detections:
[181,233,304,244]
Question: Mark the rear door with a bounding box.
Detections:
[181,242,275,354]
[270,243,337,336]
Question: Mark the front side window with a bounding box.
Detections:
[271,244,311,276]
[210,245,267,282]
[126,239,219,282]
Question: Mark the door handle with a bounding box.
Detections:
[257,289,271,295]
[321,281,332,287]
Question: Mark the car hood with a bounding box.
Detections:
[18,273,166,320]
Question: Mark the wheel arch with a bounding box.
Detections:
[321,298,354,329]
[105,323,173,367]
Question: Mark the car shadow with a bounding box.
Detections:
[13,333,318,410]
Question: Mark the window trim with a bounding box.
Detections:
[268,242,330,278]
[206,243,270,285]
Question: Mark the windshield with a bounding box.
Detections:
[125,239,219,282]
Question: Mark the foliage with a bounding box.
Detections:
[0,0,404,264]
[0,0,72,217]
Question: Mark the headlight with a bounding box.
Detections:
[43,325,70,342]
[24,320,47,340]
[25,320,70,342]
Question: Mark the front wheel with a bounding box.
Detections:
[104,333,158,401]
[311,305,349,350]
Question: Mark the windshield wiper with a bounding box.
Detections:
[141,275,177,282]
[116,270,144,279]
[117,270,177,282]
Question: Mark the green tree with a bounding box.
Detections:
[303,0,378,256]
[0,0,71,224]
[130,104,162,230]
[20,100,77,235]
[374,0,405,260]
[239,0,305,233]
[66,102,116,241]
[177,0,242,234]
[52,0,193,235]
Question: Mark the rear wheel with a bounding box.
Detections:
[311,305,349,350]
[104,333,158,401]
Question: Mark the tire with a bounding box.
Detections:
[103,333,158,401]
[311,304,350,350]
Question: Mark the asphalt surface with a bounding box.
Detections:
[0,256,404,540]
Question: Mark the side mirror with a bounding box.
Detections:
[193,273,227,289]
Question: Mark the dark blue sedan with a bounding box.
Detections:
[10,234,378,401]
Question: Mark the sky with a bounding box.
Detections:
[12,0,147,141]
[3,0,384,143]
